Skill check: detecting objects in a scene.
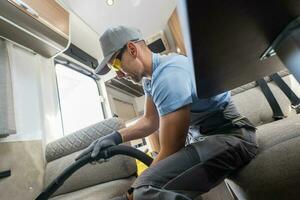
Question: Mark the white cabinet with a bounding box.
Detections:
[0,0,70,57]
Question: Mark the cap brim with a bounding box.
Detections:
[95,52,115,75]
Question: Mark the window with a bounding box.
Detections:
[55,63,104,135]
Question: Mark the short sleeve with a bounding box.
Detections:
[152,68,193,116]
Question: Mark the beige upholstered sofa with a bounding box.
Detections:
[221,70,300,200]
[203,70,300,200]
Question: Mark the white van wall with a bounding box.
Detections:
[38,56,64,144]
[0,41,64,145]
[0,41,47,200]
[106,86,139,118]
[135,95,146,116]
[164,25,177,53]
[2,42,43,142]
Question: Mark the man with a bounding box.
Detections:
[77,26,258,200]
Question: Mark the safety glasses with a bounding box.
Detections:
[108,45,126,72]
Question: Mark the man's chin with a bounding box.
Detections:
[122,74,142,84]
[129,78,141,84]
[126,76,141,84]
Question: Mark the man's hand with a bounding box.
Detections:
[75,131,123,160]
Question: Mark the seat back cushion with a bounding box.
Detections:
[226,114,300,200]
[45,117,125,162]
[232,71,300,127]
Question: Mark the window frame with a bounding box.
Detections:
[54,58,106,135]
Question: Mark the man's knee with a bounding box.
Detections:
[133,186,158,200]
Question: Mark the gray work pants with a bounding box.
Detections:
[130,127,257,200]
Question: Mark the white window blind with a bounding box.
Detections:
[0,39,16,137]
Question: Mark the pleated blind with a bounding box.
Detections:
[0,39,16,137]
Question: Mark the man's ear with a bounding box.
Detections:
[127,42,137,57]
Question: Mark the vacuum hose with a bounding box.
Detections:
[35,145,153,200]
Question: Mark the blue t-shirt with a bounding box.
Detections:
[143,53,231,116]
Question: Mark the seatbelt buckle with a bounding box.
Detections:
[292,103,300,113]
[273,115,286,120]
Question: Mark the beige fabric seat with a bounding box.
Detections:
[50,177,135,200]
[226,114,300,200]
[204,70,300,199]
[223,71,300,200]
[43,118,137,200]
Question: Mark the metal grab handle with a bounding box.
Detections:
[10,0,39,17]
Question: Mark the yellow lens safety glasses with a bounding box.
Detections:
[109,58,122,72]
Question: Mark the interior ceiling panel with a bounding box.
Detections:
[60,0,177,38]
[186,0,300,98]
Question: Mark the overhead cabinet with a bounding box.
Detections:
[0,0,69,57]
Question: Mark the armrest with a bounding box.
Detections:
[45,117,125,162]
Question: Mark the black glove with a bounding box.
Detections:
[76,131,122,160]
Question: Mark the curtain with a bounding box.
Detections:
[0,39,16,137]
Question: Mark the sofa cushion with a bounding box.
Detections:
[50,176,135,200]
[45,117,125,162]
[232,73,300,127]
[45,148,137,196]
[226,114,300,200]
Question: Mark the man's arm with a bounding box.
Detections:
[126,105,190,200]
[119,96,159,142]
[76,96,159,161]
[151,105,190,166]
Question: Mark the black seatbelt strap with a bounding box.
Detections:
[270,73,300,113]
[256,78,285,120]
[0,170,11,179]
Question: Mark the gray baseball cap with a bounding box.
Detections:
[95,25,143,75]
